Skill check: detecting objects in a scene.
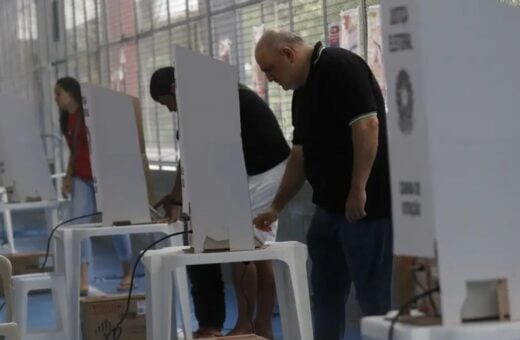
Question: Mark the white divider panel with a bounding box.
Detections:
[173,45,255,253]
[81,85,150,226]
[0,95,56,202]
[381,0,520,324]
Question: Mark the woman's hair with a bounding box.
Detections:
[55,77,83,135]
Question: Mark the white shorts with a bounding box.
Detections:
[248,159,287,243]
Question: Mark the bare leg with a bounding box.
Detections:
[253,260,275,340]
[80,262,89,296]
[228,262,258,335]
[118,260,133,290]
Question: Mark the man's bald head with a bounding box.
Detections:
[255,30,305,55]
[255,30,312,90]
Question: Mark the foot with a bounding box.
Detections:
[80,263,89,296]
[193,327,222,339]
[80,286,89,297]
[117,275,134,291]
[254,328,274,340]
[253,321,273,340]
[226,326,253,337]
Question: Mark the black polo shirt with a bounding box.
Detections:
[292,42,391,219]
[176,85,289,176]
[238,84,290,175]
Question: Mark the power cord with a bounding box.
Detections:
[388,286,440,340]
[110,229,192,340]
[40,212,102,272]
[412,265,438,316]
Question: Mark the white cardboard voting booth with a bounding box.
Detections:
[381,0,520,326]
[0,95,56,202]
[173,45,255,253]
[80,84,151,225]
[0,96,59,252]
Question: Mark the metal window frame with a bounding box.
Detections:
[2,0,377,167]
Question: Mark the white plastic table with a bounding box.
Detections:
[0,188,60,253]
[362,315,520,340]
[53,222,184,340]
[142,241,314,340]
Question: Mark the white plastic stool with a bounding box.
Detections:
[12,273,69,340]
[0,255,21,340]
[142,241,314,340]
[0,323,21,340]
[0,191,60,253]
[53,222,184,340]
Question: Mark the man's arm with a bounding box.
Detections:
[170,160,182,202]
[346,114,379,222]
[254,145,306,230]
[154,160,183,221]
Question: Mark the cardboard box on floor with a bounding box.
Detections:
[0,252,53,295]
[81,294,146,340]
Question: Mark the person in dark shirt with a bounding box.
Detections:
[254,30,393,340]
[150,66,289,339]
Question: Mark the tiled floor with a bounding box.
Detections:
[0,211,362,340]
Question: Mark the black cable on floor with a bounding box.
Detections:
[110,230,192,340]
[40,212,102,273]
[388,286,440,340]
[412,266,439,317]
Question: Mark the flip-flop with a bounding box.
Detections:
[117,281,137,292]
[193,328,222,339]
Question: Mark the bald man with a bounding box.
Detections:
[254,31,393,339]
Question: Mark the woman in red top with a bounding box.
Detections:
[54,77,133,296]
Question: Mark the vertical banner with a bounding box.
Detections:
[252,25,267,100]
[367,5,387,97]
[328,23,341,47]
[340,8,359,53]
[218,38,232,63]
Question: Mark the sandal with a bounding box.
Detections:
[117,281,136,292]
[193,327,222,339]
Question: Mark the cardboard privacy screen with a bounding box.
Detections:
[381,0,520,324]
[173,45,255,253]
[0,95,56,202]
[81,85,151,226]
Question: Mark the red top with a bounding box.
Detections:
[65,111,93,181]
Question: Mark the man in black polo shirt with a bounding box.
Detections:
[254,31,393,339]
[149,66,289,339]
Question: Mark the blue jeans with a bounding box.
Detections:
[71,177,132,264]
[307,207,393,340]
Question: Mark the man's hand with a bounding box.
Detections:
[253,207,280,232]
[345,187,367,223]
[154,194,182,223]
[62,175,72,199]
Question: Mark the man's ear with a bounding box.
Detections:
[280,46,295,62]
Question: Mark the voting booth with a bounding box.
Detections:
[81,85,153,225]
[0,95,56,203]
[173,45,256,253]
[376,0,520,329]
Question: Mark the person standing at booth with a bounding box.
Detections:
[54,77,134,296]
